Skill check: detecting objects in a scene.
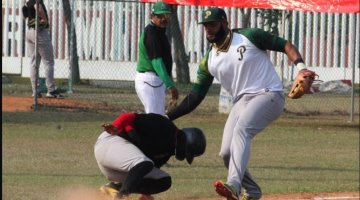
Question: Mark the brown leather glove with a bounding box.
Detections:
[288,69,318,99]
[101,123,119,135]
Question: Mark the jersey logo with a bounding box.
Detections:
[237,46,246,61]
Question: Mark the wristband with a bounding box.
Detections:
[296,62,306,71]
[293,58,304,65]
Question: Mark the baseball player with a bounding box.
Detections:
[167,7,310,200]
[135,1,179,115]
[95,112,206,200]
[22,0,64,98]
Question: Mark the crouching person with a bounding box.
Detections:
[94,112,206,200]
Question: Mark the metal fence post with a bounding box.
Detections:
[68,0,75,94]
[33,0,40,111]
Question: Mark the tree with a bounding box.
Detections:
[62,0,80,83]
[168,5,190,84]
[239,8,252,28]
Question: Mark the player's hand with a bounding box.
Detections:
[101,123,119,135]
[168,86,179,101]
[39,19,47,26]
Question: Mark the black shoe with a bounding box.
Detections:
[32,93,42,98]
[46,92,64,99]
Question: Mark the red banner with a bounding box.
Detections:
[142,0,360,13]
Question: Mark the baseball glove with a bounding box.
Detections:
[288,69,318,99]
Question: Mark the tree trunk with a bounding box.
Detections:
[62,0,80,83]
[240,9,251,28]
[169,6,190,84]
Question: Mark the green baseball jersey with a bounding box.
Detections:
[137,23,174,88]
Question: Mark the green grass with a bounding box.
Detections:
[2,74,359,115]
[2,110,359,200]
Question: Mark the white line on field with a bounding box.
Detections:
[313,197,360,200]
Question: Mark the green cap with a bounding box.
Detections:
[152,2,172,14]
[199,7,227,24]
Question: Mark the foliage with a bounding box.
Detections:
[256,9,291,36]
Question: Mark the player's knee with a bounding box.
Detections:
[160,176,172,192]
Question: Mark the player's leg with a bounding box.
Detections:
[26,29,39,97]
[94,132,153,180]
[219,97,247,169]
[133,168,171,195]
[135,72,166,115]
[94,132,154,198]
[118,160,154,195]
[215,95,248,199]
[102,161,171,198]
[226,92,284,198]
[37,29,56,95]
[242,169,262,199]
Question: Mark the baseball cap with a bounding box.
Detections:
[198,7,227,24]
[152,1,172,14]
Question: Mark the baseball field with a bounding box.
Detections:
[2,75,359,200]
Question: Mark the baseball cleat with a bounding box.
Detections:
[139,194,154,200]
[240,195,260,200]
[100,182,122,198]
[46,92,64,98]
[213,180,238,200]
[32,92,42,98]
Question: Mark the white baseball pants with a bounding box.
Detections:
[135,72,166,115]
[219,91,285,198]
[26,28,56,95]
[94,132,170,183]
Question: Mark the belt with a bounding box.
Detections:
[138,71,158,76]
[138,71,154,73]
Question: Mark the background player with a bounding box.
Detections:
[167,7,312,200]
[135,1,178,115]
[22,0,64,98]
[95,112,206,200]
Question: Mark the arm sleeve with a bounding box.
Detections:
[112,112,136,133]
[166,92,205,121]
[166,50,213,121]
[151,58,174,88]
[191,49,214,96]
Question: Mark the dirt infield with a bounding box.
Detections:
[59,187,360,200]
[3,96,359,200]
[2,96,115,112]
[58,186,359,200]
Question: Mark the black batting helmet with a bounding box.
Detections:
[182,127,206,164]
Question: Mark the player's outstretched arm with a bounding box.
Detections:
[166,92,204,120]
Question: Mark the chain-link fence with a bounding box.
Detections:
[2,1,359,119]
